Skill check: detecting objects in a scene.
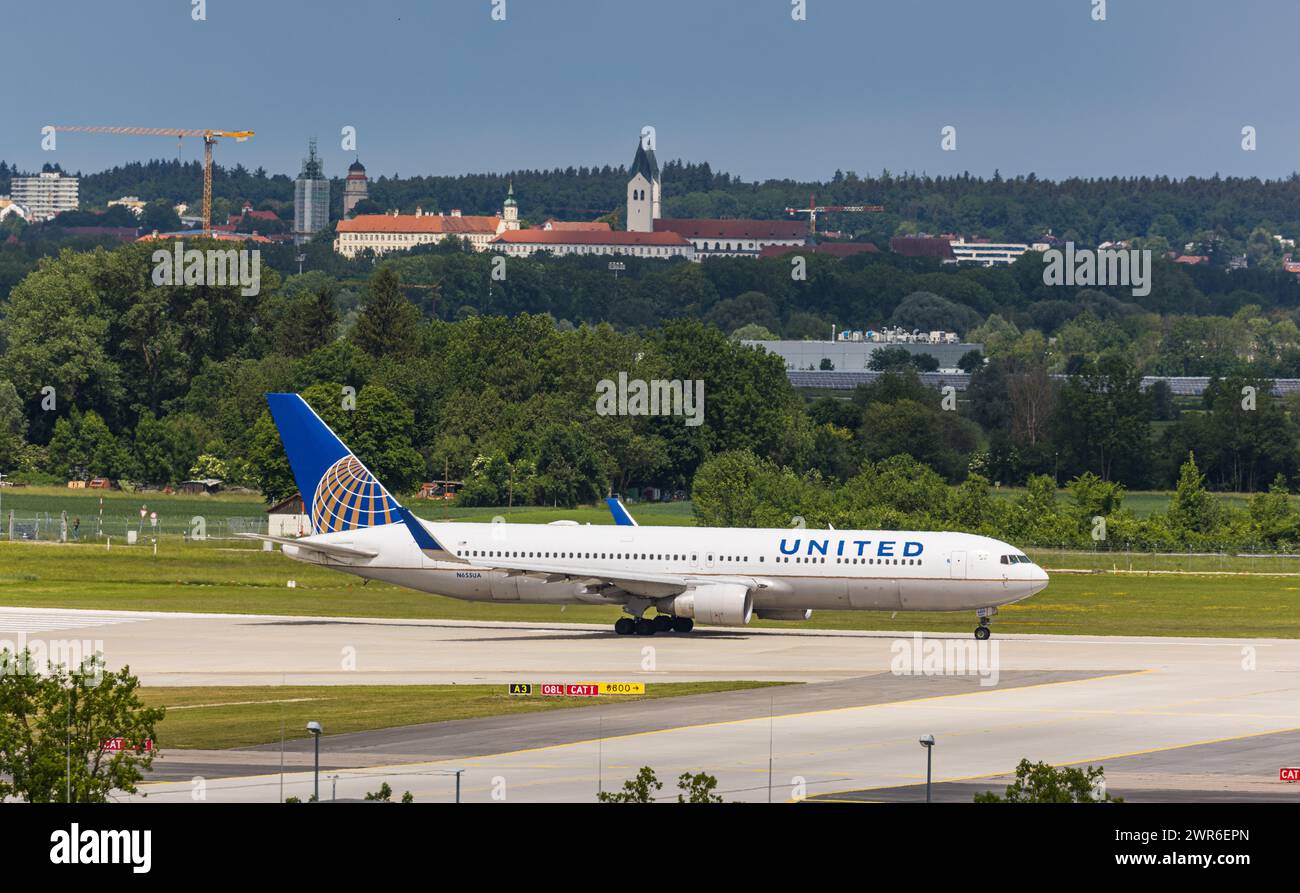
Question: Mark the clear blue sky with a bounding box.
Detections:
[4,0,1294,182]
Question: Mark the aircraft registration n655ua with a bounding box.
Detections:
[245,393,1048,639]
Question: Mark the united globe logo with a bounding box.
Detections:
[311,455,400,534]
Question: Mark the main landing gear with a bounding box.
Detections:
[614,615,693,635]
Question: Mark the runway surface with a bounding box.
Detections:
[0,607,1296,803]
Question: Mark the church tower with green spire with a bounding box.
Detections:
[502,180,520,230]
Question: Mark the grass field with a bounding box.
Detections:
[3,535,1299,638]
[140,682,782,750]
[0,485,269,524]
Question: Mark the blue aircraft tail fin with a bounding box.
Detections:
[265,393,408,537]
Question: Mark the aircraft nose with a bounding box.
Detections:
[1030,564,1049,590]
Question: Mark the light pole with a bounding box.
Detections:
[307,721,322,801]
[296,253,306,275]
[919,734,935,802]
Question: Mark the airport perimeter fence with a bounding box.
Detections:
[1023,542,1300,574]
[3,509,1300,573]
[0,510,268,543]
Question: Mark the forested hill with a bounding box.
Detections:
[3,159,1299,247]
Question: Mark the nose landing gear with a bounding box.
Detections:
[974,606,997,640]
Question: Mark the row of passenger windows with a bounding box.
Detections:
[463,550,920,567]
[778,556,922,566]
[469,550,701,561]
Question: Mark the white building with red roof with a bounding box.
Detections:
[334,208,507,257]
[334,182,522,258]
[490,228,694,260]
[654,218,806,258]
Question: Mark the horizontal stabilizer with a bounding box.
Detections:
[236,533,378,560]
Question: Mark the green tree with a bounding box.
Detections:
[0,652,165,802]
[1167,451,1220,536]
[957,349,984,373]
[532,421,611,508]
[46,409,135,480]
[133,413,202,486]
[1051,355,1151,484]
[364,782,411,801]
[677,771,724,803]
[139,200,181,233]
[691,449,773,527]
[975,759,1121,803]
[1065,471,1125,530]
[0,379,28,469]
[868,345,914,372]
[351,268,421,358]
[277,286,340,357]
[597,766,663,803]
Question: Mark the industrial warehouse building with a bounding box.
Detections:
[745,337,982,372]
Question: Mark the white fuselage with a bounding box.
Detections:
[280,521,1049,617]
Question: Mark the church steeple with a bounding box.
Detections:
[502,179,519,229]
[630,140,659,183]
[626,136,661,233]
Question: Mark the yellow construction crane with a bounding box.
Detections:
[54,126,254,237]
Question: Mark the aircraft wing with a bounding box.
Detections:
[237,533,379,560]
[465,556,768,598]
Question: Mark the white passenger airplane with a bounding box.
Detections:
[246,393,1048,638]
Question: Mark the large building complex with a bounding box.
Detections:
[331,132,815,262]
[891,234,1035,267]
[11,170,79,222]
[947,237,1033,266]
[293,139,330,245]
[745,333,982,372]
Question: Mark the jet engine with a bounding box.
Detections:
[665,583,753,626]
